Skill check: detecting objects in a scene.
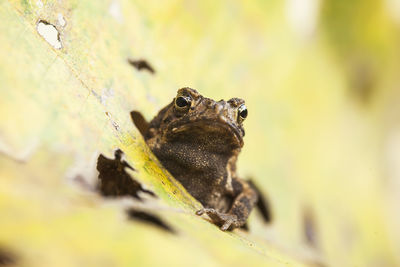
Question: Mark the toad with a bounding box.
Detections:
[133,87,261,230]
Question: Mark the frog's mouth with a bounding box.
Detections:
[166,119,244,149]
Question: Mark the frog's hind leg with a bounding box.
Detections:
[130,111,149,136]
[247,179,272,223]
[196,180,258,231]
[226,181,258,230]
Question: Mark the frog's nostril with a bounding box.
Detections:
[204,99,213,107]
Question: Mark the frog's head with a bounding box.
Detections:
[155,87,247,151]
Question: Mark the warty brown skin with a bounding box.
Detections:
[144,87,257,230]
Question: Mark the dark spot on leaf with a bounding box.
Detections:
[348,60,376,105]
[303,206,319,249]
[128,59,155,74]
[247,179,272,223]
[104,112,121,132]
[126,208,175,233]
[130,111,149,136]
[97,149,156,200]
[0,247,17,266]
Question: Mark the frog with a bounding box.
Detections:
[132,87,262,231]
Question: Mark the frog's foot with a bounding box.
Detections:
[196,208,239,231]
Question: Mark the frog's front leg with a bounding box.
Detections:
[196,182,258,231]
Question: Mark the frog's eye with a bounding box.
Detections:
[174,95,192,111]
[237,104,248,122]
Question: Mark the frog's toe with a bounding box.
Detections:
[196,208,240,230]
[195,208,215,216]
[195,209,205,216]
[220,218,234,231]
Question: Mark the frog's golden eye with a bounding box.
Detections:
[174,95,192,111]
[238,104,248,122]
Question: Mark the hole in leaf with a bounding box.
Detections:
[36,20,62,49]
[126,208,175,233]
[128,59,155,74]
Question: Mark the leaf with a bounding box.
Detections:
[0,1,311,266]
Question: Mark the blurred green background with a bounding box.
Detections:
[0,0,399,266]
